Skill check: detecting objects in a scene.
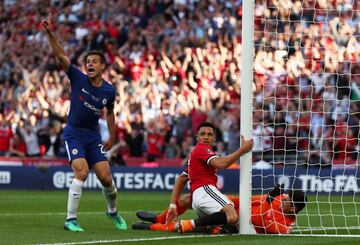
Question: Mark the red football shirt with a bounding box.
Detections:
[188,143,219,193]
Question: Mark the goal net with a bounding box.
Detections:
[246,0,360,235]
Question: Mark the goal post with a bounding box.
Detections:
[240,0,360,236]
[239,0,255,235]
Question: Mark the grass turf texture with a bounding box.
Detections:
[0,191,359,245]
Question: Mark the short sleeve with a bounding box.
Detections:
[66,65,87,89]
[196,144,218,165]
[106,89,115,111]
[182,165,189,176]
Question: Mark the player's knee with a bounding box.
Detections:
[75,169,89,181]
[223,204,238,224]
[71,160,89,181]
[99,174,112,187]
[227,213,239,224]
[225,208,239,224]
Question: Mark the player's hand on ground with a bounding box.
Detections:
[103,138,115,151]
[165,207,178,224]
[240,135,254,153]
[266,184,285,204]
[41,14,53,33]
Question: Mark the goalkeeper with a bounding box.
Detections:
[133,171,307,234]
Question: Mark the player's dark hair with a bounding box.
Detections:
[84,50,106,64]
[197,122,216,134]
[288,190,307,214]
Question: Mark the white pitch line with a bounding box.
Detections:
[293,226,360,232]
[26,233,360,245]
[26,234,226,245]
[280,234,360,238]
[0,211,153,216]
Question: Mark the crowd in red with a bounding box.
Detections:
[0,0,359,167]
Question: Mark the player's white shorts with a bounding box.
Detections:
[192,185,233,218]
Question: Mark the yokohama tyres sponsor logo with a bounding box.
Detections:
[84,101,101,115]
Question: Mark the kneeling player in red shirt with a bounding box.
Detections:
[133,171,307,234]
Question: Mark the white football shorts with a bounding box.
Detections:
[192,185,234,218]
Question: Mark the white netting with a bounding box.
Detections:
[251,0,360,235]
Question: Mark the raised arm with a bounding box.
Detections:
[41,14,70,71]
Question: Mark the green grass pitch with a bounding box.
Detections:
[0,190,359,245]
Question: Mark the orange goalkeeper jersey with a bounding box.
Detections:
[227,194,296,234]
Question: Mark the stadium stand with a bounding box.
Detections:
[0,0,359,167]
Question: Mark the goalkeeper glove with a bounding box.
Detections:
[266,184,285,204]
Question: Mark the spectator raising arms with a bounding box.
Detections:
[0,0,359,166]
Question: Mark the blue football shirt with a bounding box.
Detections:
[66,65,115,132]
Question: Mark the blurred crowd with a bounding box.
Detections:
[0,0,359,167]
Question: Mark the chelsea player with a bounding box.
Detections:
[42,15,126,232]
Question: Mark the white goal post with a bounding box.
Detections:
[240,0,360,236]
[239,0,255,235]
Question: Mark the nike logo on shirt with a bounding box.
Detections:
[82,88,90,94]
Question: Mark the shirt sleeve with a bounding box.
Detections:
[182,165,189,176]
[66,65,87,89]
[105,88,115,111]
[195,144,218,165]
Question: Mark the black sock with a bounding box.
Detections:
[194,211,227,227]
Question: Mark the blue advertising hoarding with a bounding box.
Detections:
[0,166,43,189]
[0,166,359,194]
